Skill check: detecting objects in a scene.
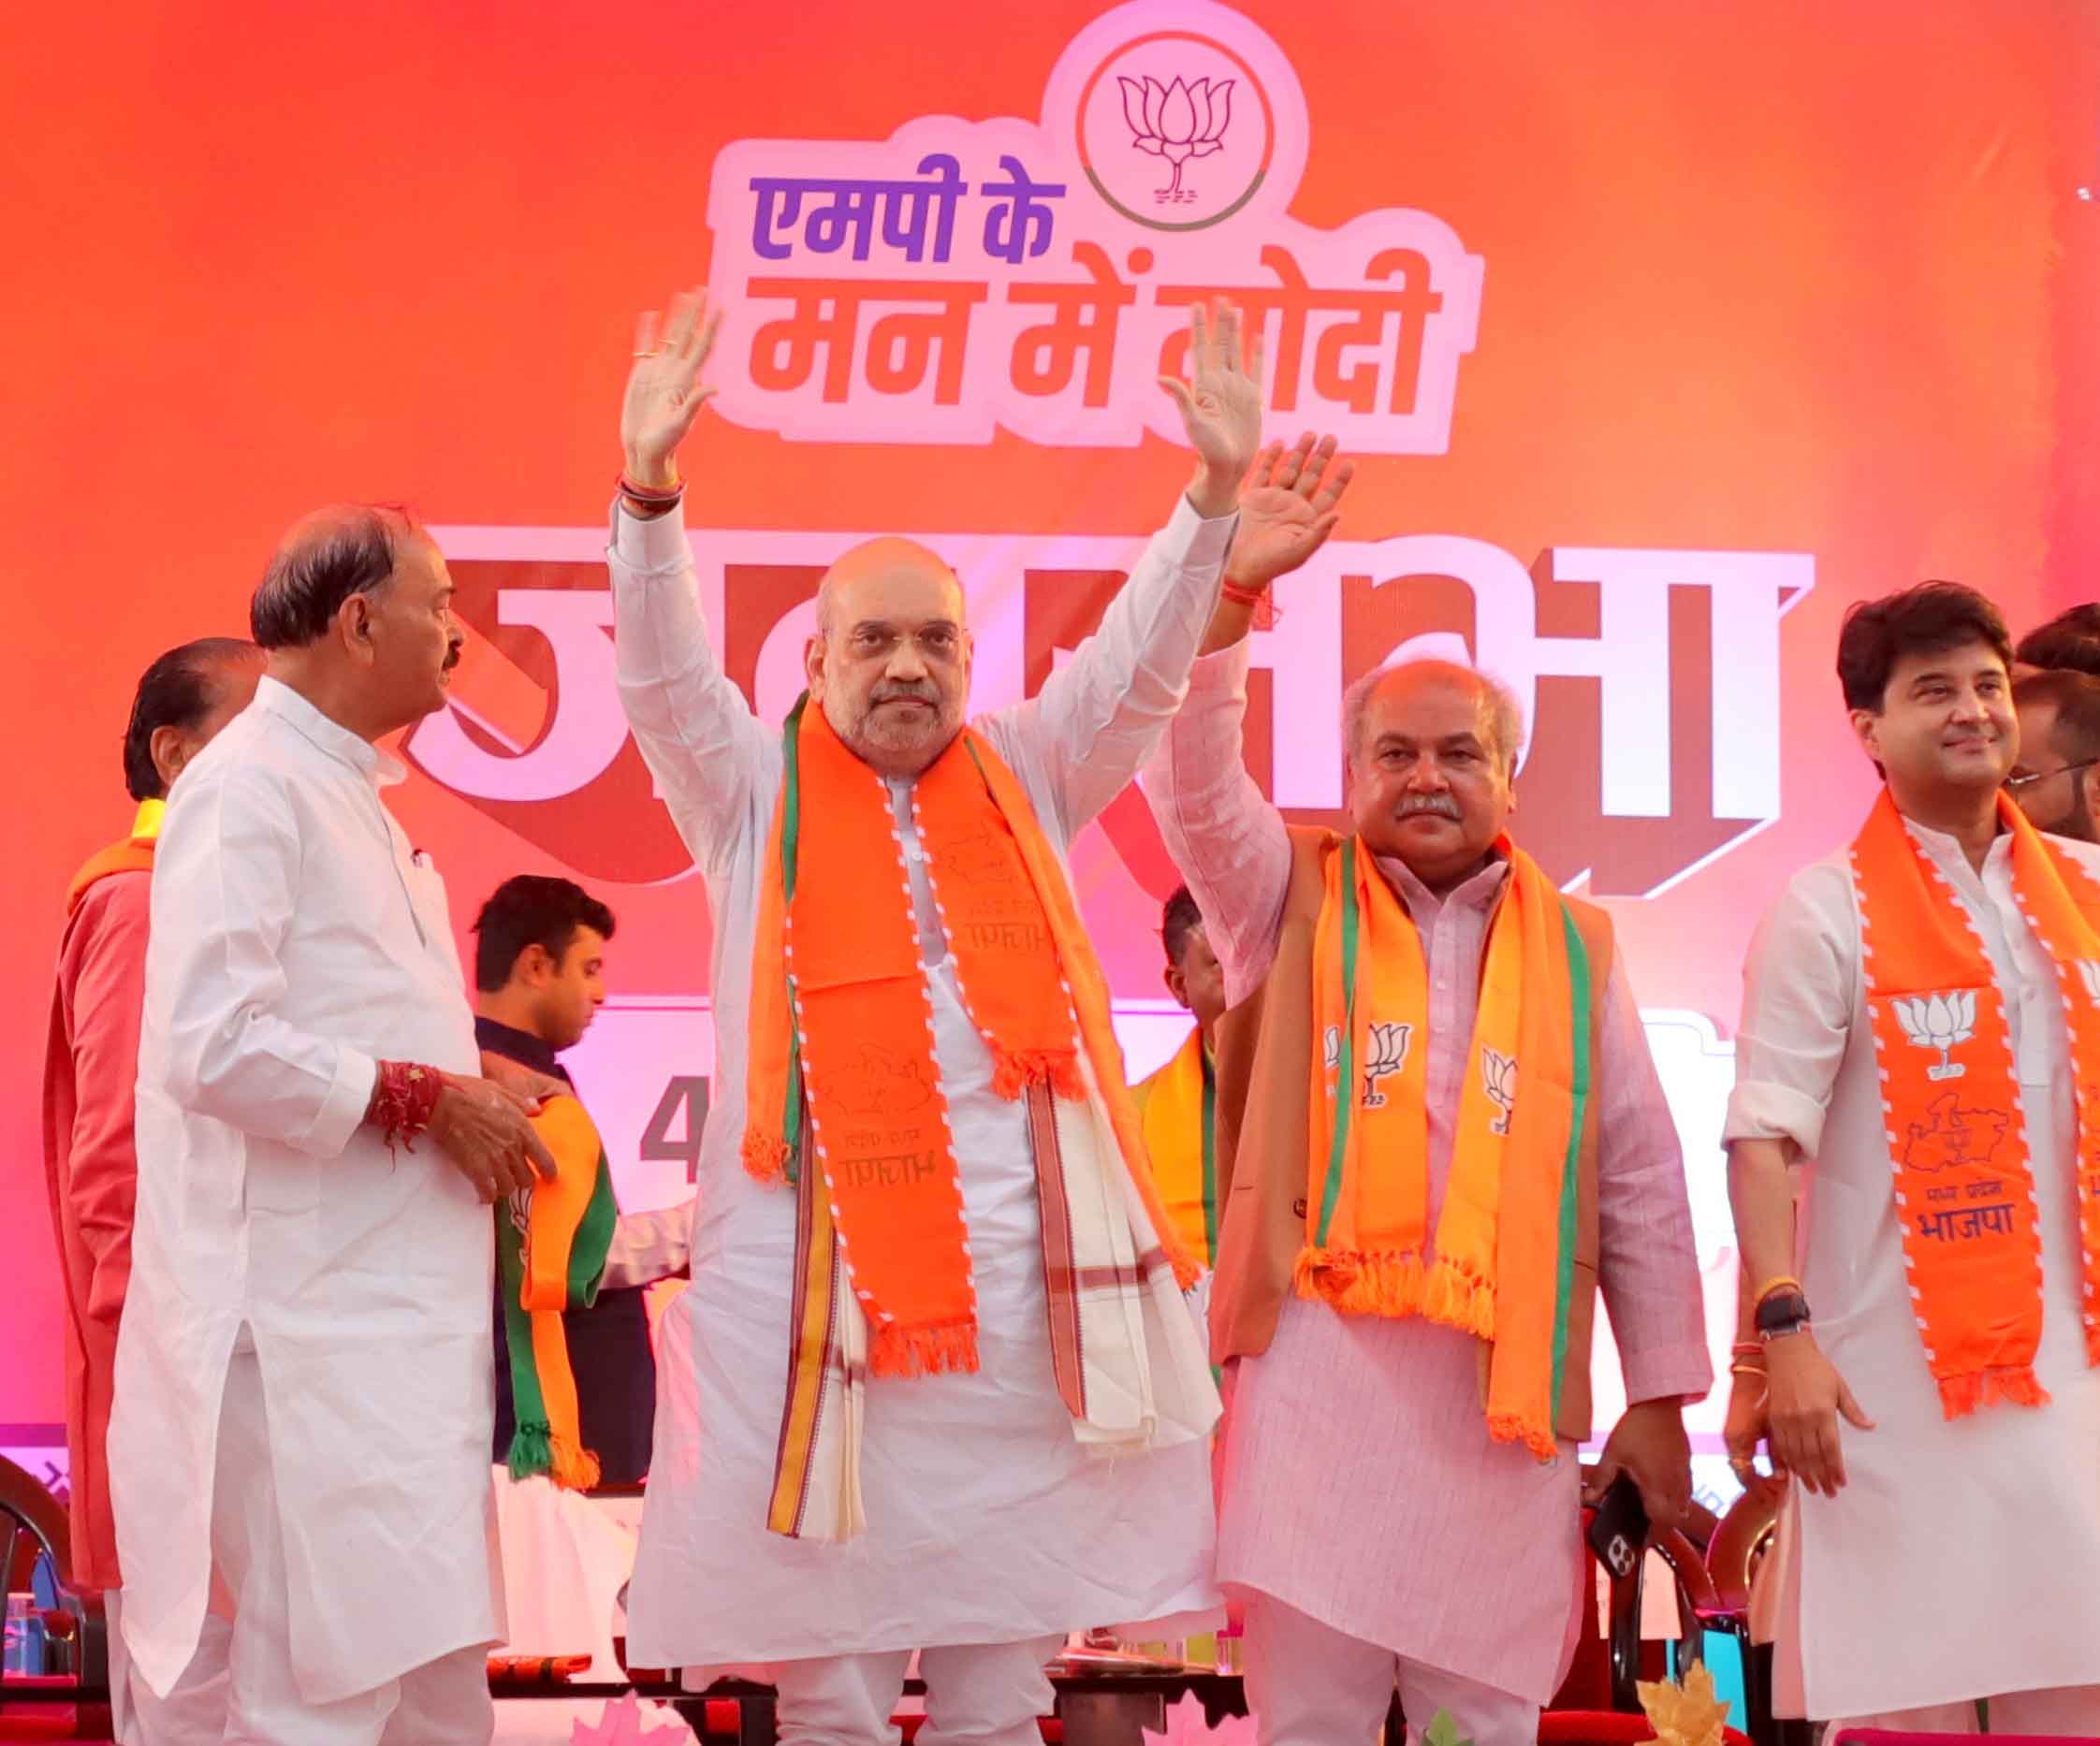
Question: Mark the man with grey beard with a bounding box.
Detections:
[1143,579,1708,1745]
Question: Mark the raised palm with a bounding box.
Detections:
[1226,433,1355,589]
[622,288,722,484]
[1158,299,1263,483]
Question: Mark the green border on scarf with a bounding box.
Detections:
[778,693,809,1182]
[1313,837,1361,1248]
[1547,901,1594,1412]
[1199,1044,1218,1266]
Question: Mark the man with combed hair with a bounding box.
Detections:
[1142,560,1707,1746]
[1727,582,2100,1730]
[43,635,262,1744]
[109,504,558,1744]
[609,287,1340,1746]
[2010,666,2100,844]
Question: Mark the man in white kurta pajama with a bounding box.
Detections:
[111,507,557,1744]
[1726,582,2100,1730]
[613,291,1268,1746]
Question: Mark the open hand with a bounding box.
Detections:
[428,1074,557,1204]
[622,288,722,489]
[1764,1332,1874,1497]
[1159,299,1263,516]
[1226,433,1355,590]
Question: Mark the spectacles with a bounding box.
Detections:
[2005,757,2100,793]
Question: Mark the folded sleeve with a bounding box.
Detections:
[1722,867,1856,1160]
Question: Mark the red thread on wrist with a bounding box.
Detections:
[370,1061,444,1156]
[1220,580,1278,630]
[617,473,685,507]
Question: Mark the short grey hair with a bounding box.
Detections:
[251,504,415,649]
[1341,659,1525,775]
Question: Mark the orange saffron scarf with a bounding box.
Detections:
[1851,790,2100,1417]
[1303,835,1592,1458]
[742,695,1192,1381]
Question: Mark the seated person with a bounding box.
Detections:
[474,875,688,1487]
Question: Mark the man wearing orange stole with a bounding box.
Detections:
[1130,886,1230,1272]
[1142,537,1708,1746]
[611,287,1298,1746]
[1726,583,2100,1729]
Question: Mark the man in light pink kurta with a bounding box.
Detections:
[41,637,259,1745]
[1142,579,1709,1746]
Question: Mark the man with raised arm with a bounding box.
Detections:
[1141,513,1708,1746]
[109,507,557,1745]
[611,288,1286,1746]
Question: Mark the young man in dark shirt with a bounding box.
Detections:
[474,875,688,1484]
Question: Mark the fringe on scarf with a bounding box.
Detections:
[506,1420,605,1491]
[1486,1411,1560,1462]
[1939,1364,2050,1419]
[869,1318,982,1379]
[742,1128,792,1186]
[1292,1250,1498,1338]
[990,1046,1083,1102]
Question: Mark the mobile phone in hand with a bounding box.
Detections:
[1585,1472,1649,1579]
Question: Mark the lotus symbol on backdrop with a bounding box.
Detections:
[1892,989,1976,1081]
[1118,74,1233,203]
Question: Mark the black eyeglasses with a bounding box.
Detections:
[2006,757,2100,793]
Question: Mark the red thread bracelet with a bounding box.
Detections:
[371,1060,445,1156]
[617,473,685,508]
[1221,580,1279,630]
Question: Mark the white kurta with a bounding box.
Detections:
[109,677,501,1705]
[1725,817,2100,1720]
[614,498,1233,1669]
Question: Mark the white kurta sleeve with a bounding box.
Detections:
[608,502,771,864]
[985,495,1237,837]
[151,765,376,1157]
[600,1204,692,1289]
[1723,866,1857,1158]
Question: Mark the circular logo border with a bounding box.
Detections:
[1074,29,1276,234]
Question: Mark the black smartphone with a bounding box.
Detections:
[1584,1471,1649,1579]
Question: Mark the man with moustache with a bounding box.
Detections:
[1727,583,2100,1728]
[109,506,557,1744]
[43,636,263,1744]
[609,286,1332,1746]
[1142,551,1707,1746]
[2009,667,2100,844]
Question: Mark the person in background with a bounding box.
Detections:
[2013,604,2100,678]
[474,874,690,1486]
[110,504,556,1744]
[1130,885,1230,1271]
[2009,667,2100,844]
[42,636,263,1744]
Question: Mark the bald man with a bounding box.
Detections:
[1143,591,1708,1746]
[109,505,556,1744]
[608,289,1339,1746]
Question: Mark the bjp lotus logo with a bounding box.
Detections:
[1117,74,1233,203]
[1892,990,1976,1081]
[1362,1021,1412,1108]
[1480,1047,1518,1136]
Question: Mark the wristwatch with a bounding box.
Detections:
[1755,1288,1812,1341]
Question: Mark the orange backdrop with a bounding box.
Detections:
[7,0,2100,1436]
